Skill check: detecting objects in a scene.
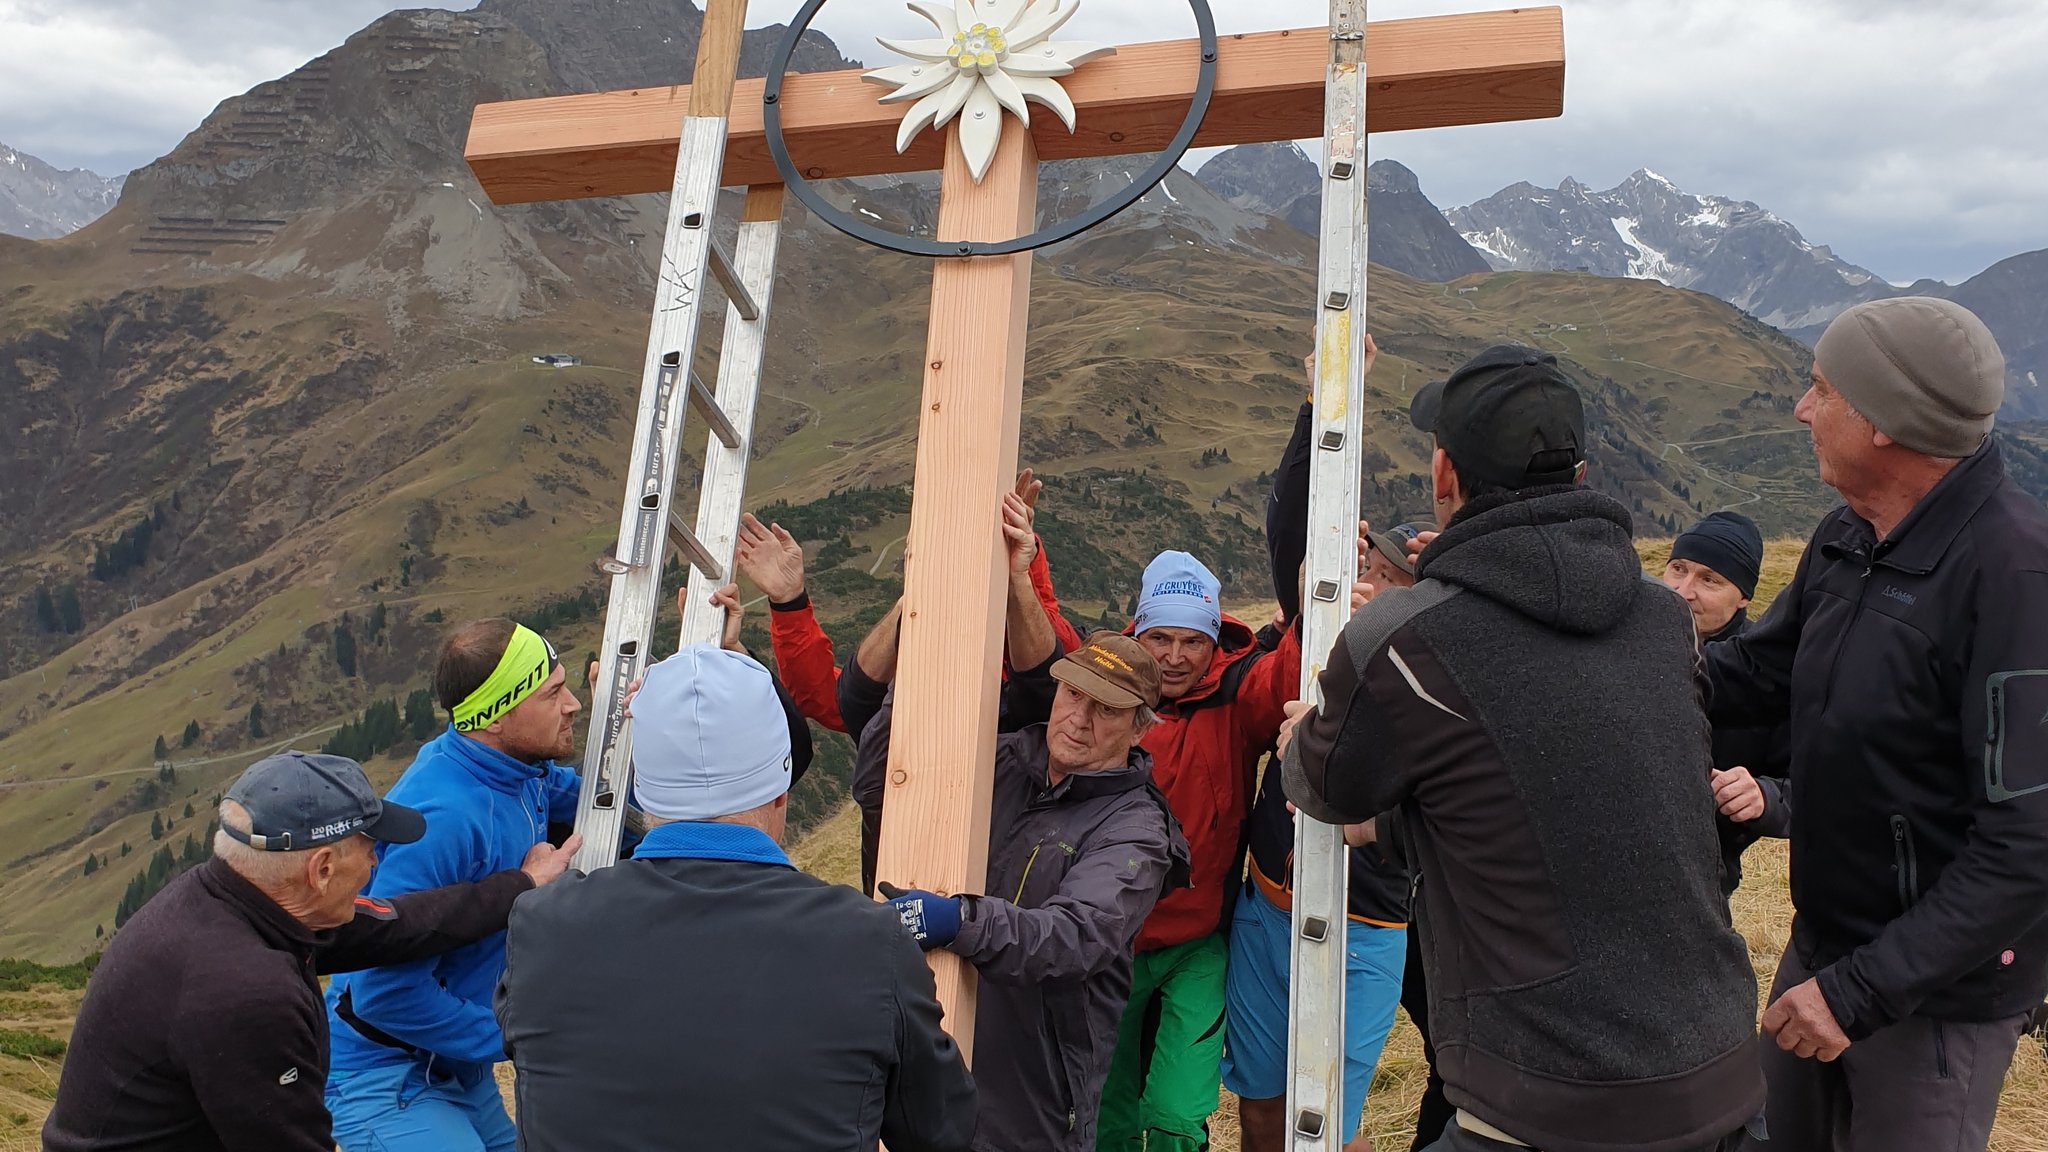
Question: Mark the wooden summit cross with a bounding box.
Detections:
[467,1,1563,1051]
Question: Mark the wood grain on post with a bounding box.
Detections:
[686,0,748,118]
[874,124,1040,1060]
[464,7,1565,204]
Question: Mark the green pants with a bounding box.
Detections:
[1096,933,1229,1152]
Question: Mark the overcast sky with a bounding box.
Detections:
[2,0,2042,284]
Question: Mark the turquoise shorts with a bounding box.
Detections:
[1220,883,1406,1143]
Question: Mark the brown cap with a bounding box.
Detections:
[1050,631,1161,711]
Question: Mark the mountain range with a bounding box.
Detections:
[2,1,2048,962]
[0,144,124,240]
[1189,144,2046,419]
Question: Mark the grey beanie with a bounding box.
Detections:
[1813,297,2004,458]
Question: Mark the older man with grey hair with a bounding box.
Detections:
[1707,297,2048,1152]
[42,751,576,1152]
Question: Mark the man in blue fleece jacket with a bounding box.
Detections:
[324,618,584,1152]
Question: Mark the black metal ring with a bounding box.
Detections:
[762,0,1217,259]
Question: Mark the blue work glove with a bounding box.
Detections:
[878,882,962,951]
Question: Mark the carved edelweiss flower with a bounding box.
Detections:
[863,0,1116,183]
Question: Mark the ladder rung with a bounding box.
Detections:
[689,371,742,449]
[667,510,724,581]
[707,241,759,321]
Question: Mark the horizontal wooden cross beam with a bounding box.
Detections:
[466,6,1563,205]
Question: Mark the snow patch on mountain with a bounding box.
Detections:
[1447,168,1898,333]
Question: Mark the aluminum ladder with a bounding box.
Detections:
[1288,1,1372,1147]
[570,0,786,873]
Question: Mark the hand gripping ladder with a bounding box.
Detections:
[1288,2,1371,1147]
[570,0,786,873]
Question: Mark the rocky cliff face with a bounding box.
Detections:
[0,144,123,239]
[1945,248,2048,421]
[1193,144,1490,283]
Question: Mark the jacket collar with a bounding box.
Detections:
[630,821,793,869]
[431,725,555,794]
[1706,608,1750,645]
[1013,725,1157,803]
[1821,439,2005,575]
[195,857,319,955]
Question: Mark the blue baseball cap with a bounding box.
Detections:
[1134,551,1222,641]
[222,751,426,851]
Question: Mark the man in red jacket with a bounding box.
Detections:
[1020,539,1303,1152]
[735,470,1081,735]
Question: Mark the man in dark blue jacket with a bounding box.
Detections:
[1707,297,2048,1152]
[496,644,977,1152]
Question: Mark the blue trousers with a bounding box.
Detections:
[326,1061,517,1152]
[1221,883,1407,1144]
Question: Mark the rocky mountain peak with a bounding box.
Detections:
[1449,171,1896,330]
[1193,145,1488,282]
[0,143,124,240]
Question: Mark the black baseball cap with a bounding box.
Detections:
[1410,345,1586,490]
[221,751,426,851]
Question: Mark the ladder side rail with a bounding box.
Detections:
[569,114,733,874]
[1287,1,1370,1148]
[680,185,788,648]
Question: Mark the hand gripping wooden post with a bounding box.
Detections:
[466,3,1564,1073]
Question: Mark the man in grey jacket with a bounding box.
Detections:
[1284,346,1765,1152]
[496,644,976,1152]
[858,491,1189,1152]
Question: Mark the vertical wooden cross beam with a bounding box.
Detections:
[873,124,1040,1058]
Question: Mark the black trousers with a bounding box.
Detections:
[1750,946,2029,1152]
[1402,924,1454,1152]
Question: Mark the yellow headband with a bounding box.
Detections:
[451,625,559,732]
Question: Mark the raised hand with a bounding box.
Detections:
[1013,467,1043,510]
[709,582,746,652]
[1000,492,1038,575]
[734,512,806,604]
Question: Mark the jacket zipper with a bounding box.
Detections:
[1890,814,1920,911]
[1013,844,1043,903]
[1933,1021,1950,1078]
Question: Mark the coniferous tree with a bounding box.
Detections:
[83,853,99,877]
[181,720,201,748]
[153,735,168,762]
[149,813,164,841]
[247,701,265,740]
[182,802,194,819]
[404,689,438,742]
[33,585,60,633]
[57,584,84,633]
[333,617,358,678]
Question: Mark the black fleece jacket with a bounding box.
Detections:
[1285,487,1763,1152]
[44,858,532,1152]
[1706,439,2048,1037]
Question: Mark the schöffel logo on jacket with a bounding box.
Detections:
[1149,580,1213,601]
[1880,585,1918,607]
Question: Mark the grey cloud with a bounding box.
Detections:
[1,0,2041,283]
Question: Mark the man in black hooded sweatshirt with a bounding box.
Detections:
[1282,345,1765,1152]
[1662,510,1791,896]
